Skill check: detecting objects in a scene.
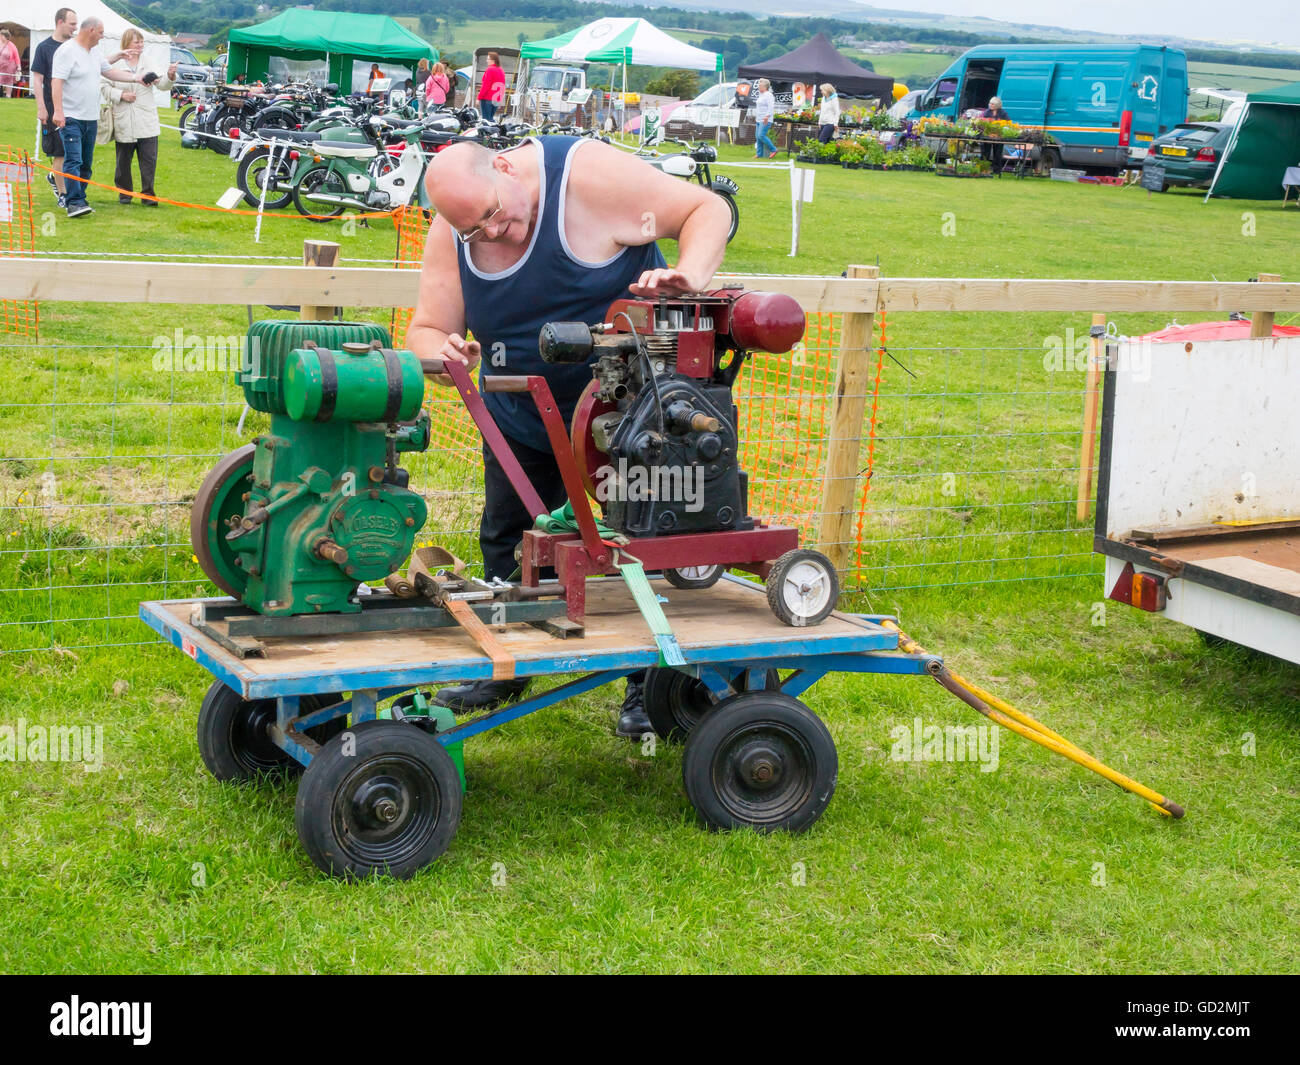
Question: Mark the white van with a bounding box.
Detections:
[678,82,739,126]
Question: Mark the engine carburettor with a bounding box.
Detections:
[542,290,805,538]
[191,321,430,616]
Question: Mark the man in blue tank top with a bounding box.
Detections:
[407,135,731,734]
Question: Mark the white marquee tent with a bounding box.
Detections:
[3,1,172,158]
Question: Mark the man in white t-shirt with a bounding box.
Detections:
[50,16,146,218]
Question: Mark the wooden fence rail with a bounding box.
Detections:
[1,255,1293,573]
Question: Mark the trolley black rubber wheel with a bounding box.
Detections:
[766,549,839,627]
[197,680,345,783]
[295,719,462,880]
[663,564,725,590]
[682,691,837,833]
[190,444,256,599]
[643,668,716,742]
[644,666,781,742]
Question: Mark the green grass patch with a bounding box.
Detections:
[0,97,1299,973]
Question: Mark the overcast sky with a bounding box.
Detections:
[863,1,1300,50]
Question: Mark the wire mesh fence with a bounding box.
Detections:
[0,295,1103,654]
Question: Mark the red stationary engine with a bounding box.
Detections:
[541,289,805,538]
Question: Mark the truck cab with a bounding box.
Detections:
[910,44,1188,170]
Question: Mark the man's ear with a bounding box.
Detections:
[492,152,514,178]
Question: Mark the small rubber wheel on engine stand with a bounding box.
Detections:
[295,720,462,880]
[644,666,782,742]
[197,680,346,783]
[682,691,837,833]
[663,564,725,590]
[766,549,839,627]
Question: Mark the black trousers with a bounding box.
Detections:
[115,136,158,202]
[479,434,644,696]
[480,436,569,582]
[817,123,836,143]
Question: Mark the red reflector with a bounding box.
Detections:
[1108,562,1167,611]
[1118,109,1132,148]
[289,150,300,160]
[229,128,241,138]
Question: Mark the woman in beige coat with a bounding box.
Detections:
[106,28,177,205]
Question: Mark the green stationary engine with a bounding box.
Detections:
[190,321,430,616]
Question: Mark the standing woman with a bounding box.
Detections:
[477,52,504,120]
[415,57,430,115]
[817,82,840,144]
[107,28,175,205]
[753,78,777,160]
[0,30,20,99]
[426,61,450,111]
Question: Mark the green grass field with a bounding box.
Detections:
[1,96,1299,973]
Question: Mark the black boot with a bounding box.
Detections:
[433,677,530,714]
[615,672,651,739]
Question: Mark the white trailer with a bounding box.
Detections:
[1095,332,1300,664]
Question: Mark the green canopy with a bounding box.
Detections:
[1207,81,1300,200]
[228,9,436,90]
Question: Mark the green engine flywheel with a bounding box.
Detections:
[190,444,256,599]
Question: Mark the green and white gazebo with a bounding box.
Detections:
[520,17,723,130]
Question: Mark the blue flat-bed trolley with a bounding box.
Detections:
[140,573,940,879]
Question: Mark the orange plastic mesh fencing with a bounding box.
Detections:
[391,204,429,347]
[0,147,38,339]
[733,311,840,545]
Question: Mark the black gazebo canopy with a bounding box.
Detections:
[738,33,893,101]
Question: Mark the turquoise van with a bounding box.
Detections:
[907,44,1189,170]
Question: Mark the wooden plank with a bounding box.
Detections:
[1076,312,1106,522]
[816,264,878,573]
[877,278,1300,312]
[1250,272,1281,338]
[4,257,1299,315]
[161,576,874,677]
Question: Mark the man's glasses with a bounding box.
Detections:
[455,190,503,243]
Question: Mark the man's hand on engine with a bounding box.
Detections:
[429,333,481,388]
[629,267,699,298]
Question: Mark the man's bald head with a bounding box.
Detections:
[426,142,497,218]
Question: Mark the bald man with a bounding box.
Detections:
[407,134,731,733]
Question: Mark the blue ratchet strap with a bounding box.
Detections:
[613,547,685,667]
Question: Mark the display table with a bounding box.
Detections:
[1283,166,1300,208]
[929,135,1039,178]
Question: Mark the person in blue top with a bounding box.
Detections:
[407,135,731,735]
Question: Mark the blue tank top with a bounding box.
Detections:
[457,135,667,452]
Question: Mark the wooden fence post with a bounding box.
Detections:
[300,239,341,321]
[1076,311,1107,522]
[1250,272,1281,337]
[816,264,880,574]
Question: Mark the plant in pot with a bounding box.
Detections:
[814,139,841,163]
[838,142,866,168]
[794,138,818,163]
[860,138,887,169]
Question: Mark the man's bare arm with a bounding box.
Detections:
[405,211,479,387]
[32,72,45,121]
[566,140,731,293]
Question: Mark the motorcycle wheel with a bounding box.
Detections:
[209,106,239,155]
[293,166,349,221]
[238,147,295,210]
[178,104,196,132]
[714,189,739,243]
[252,107,297,133]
